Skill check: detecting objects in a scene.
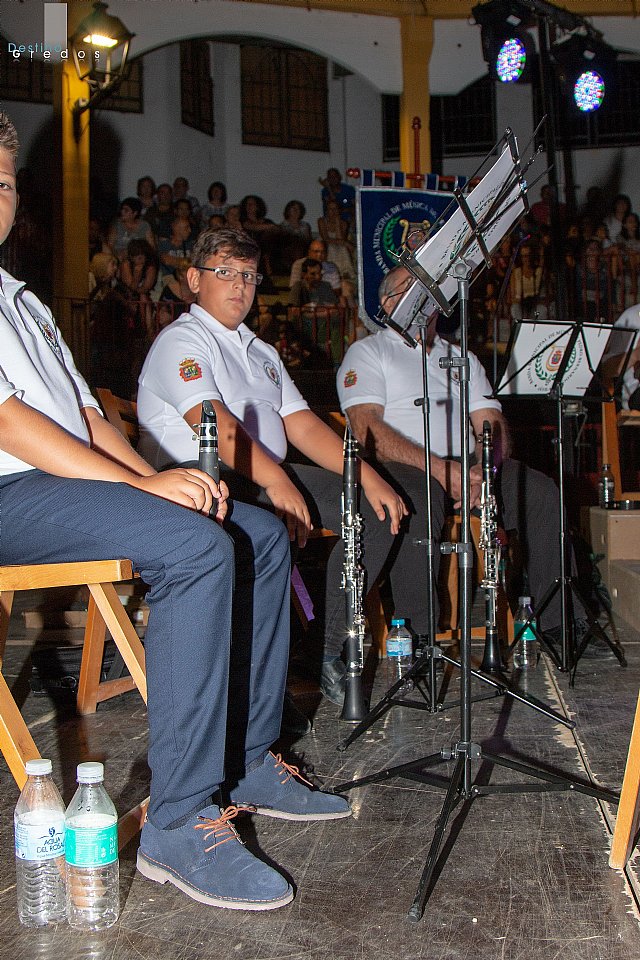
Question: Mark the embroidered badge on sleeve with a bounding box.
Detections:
[179,358,202,382]
[343,369,357,388]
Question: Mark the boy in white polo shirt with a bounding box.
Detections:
[137,228,407,706]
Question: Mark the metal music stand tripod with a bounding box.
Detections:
[493,317,628,678]
[332,142,620,921]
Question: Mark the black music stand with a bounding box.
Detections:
[332,135,620,922]
[493,318,631,677]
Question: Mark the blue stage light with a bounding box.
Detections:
[496,37,527,82]
[574,70,605,112]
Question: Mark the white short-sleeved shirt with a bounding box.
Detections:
[337,327,501,458]
[0,269,100,477]
[137,304,309,468]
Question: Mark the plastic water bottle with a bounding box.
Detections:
[513,596,538,670]
[598,463,615,509]
[65,762,119,930]
[386,618,414,688]
[14,758,66,927]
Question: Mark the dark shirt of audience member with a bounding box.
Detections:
[160,261,196,308]
[120,238,158,301]
[172,176,200,218]
[89,251,133,396]
[289,258,338,307]
[200,181,228,224]
[225,205,242,230]
[605,194,632,242]
[320,167,355,225]
[158,217,194,277]
[137,176,156,216]
[108,197,155,262]
[579,185,607,227]
[530,184,566,227]
[145,182,174,239]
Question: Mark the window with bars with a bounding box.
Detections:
[430,76,497,157]
[180,40,214,136]
[241,44,328,151]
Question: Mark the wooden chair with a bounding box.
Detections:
[0,560,148,847]
[610,689,640,869]
[601,400,640,502]
[96,388,139,447]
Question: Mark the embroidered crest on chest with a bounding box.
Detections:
[32,309,62,360]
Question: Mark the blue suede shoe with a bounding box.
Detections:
[229,752,352,821]
[136,804,293,910]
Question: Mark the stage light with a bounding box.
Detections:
[473,1,535,83]
[496,36,528,82]
[574,71,605,112]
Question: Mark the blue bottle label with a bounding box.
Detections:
[65,822,118,867]
[386,638,400,657]
[15,817,65,861]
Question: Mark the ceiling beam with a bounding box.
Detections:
[237,0,638,18]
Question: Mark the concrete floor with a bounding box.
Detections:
[1,597,639,960]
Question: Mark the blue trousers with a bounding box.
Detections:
[0,470,291,829]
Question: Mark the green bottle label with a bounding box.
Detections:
[65,822,118,867]
[514,619,536,642]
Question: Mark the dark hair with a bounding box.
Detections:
[0,111,19,162]
[302,258,321,274]
[208,181,227,204]
[621,212,640,239]
[191,228,260,269]
[284,199,306,220]
[137,176,155,195]
[156,183,173,200]
[126,237,155,262]
[240,194,267,222]
[174,197,193,214]
[121,196,142,218]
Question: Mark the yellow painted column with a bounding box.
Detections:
[52,1,90,369]
[399,15,433,177]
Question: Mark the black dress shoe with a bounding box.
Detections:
[281,689,312,737]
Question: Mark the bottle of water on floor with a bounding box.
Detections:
[65,762,119,930]
[14,758,66,927]
[386,618,414,691]
[513,596,538,670]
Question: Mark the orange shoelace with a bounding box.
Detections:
[194,805,247,852]
[270,751,313,787]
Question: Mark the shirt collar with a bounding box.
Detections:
[189,303,255,348]
[0,267,27,304]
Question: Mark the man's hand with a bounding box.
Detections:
[443,461,483,510]
[264,478,313,547]
[129,468,228,520]
[361,468,408,534]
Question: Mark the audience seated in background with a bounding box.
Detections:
[108,197,155,262]
[224,205,242,230]
[121,238,158,302]
[319,167,355,227]
[200,182,228,225]
[172,176,200,219]
[289,239,342,295]
[605,194,632,243]
[288,258,337,308]
[158,217,194,279]
[317,197,355,284]
[160,262,196,308]
[89,252,134,397]
[144,183,174,239]
[277,200,312,273]
[137,176,156,216]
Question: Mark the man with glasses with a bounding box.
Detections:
[138,228,407,707]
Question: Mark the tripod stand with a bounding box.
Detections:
[333,263,620,921]
[494,317,627,677]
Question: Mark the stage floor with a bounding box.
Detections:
[1,602,639,960]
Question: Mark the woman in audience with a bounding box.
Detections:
[616,212,640,307]
[318,197,355,283]
[108,197,155,261]
[225,205,242,230]
[200,181,228,224]
[121,238,158,302]
[605,194,632,242]
[137,176,156,216]
[509,243,546,320]
[280,200,311,240]
[278,200,311,272]
[160,261,196,309]
[240,195,277,284]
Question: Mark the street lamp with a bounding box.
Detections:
[69,2,134,115]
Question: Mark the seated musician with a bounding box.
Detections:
[336,265,597,652]
[0,112,350,914]
[136,228,407,708]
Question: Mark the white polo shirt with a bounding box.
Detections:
[337,327,501,458]
[137,304,309,468]
[0,268,100,477]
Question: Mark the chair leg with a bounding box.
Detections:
[77,594,108,715]
[87,583,147,703]
[0,589,15,666]
[0,671,40,789]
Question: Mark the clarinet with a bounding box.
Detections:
[340,425,367,722]
[198,400,220,515]
[479,420,504,675]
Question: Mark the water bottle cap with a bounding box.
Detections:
[518,596,531,605]
[391,618,405,626]
[77,761,104,783]
[25,758,52,776]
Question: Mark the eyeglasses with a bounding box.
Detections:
[198,266,263,286]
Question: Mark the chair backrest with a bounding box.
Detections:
[97,388,139,447]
